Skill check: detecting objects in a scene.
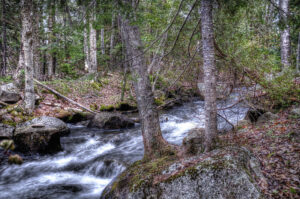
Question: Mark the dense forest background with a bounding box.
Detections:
[0,0,299,101]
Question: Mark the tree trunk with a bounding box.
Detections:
[296,32,300,73]
[89,11,97,73]
[110,14,116,68]
[83,16,90,71]
[201,0,218,152]
[21,0,35,114]
[33,1,42,80]
[101,28,105,55]
[1,0,7,76]
[279,0,291,69]
[47,0,56,79]
[120,6,173,159]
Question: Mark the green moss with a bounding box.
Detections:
[100,105,115,111]
[90,104,99,111]
[109,155,178,194]
[2,120,17,127]
[90,82,102,91]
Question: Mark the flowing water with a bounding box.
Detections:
[0,93,248,199]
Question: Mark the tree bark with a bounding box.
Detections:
[89,11,97,73]
[201,0,218,151]
[101,28,105,55]
[296,32,300,73]
[33,1,42,80]
[279,0,291,69]
[1,0,7,76]
[47,0,56,79]
[110,14,116,68]
[120,3,173,159]
[21,0,35,114]
[83,15,90,72]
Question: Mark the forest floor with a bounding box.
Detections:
[34,73,137,117]
[222,108,300,199]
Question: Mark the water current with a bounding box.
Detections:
[0,92,248,199]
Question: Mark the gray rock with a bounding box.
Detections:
[88,112,134,129]
[0,83,21,104]
[237,119,251,127]
[101,147,264,199]
[256,112,279,124]
[0,123,14,140]
[291,108,300,118]
[14,116,69,153]
[182,128,205,154]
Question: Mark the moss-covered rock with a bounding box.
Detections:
[8,154,23,165]
[0,124,14,140]
[88,112,134,129]
[14,116,70,153]
[101,147,264,199]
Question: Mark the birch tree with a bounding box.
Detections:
[201,0,218,151]
[21,0,35,114]
[279,0,291,69]
[89,9,97,73]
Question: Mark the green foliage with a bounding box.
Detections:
[260,70,300,108]
[59,63,77,78]
[0,75,13,83]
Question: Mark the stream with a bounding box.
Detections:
[0,92,249,199]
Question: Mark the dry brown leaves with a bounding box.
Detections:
[222,111,300,199]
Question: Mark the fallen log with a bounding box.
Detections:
[33,79,97,114]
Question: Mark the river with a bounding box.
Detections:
[0,93,248,199]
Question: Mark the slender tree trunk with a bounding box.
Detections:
[110,14,116,68]
[120,7,173,159]
[83,16,90,72]
[47,0,56,79]
[1,0,7,76]
[21,0,35,114]
[297,32,300,73]
[89,11,97,73]
[201,0,218,152]
[101,28,105,55]
[279,0,291,69]
[33,1,42,80]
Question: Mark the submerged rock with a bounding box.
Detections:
[0,83,21,104]
[101,147,264,199]
[88,112,134,129]
[0,123,14,140]
[14,116,69,153]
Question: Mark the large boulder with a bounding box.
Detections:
[0,83,21,104]
[88,112,135,129]
[0,123,14,140]
[101,147,264,199]
[14,116,69,153]
[182,128,205,154]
